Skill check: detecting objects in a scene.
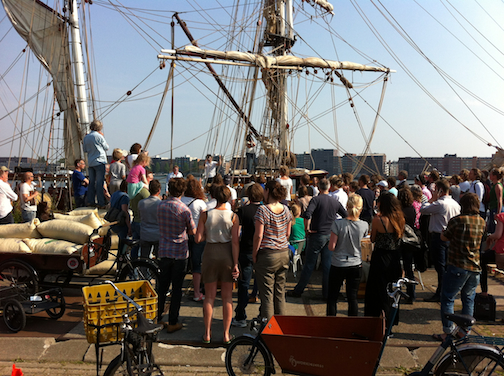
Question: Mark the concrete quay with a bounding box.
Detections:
[0,268,503,376]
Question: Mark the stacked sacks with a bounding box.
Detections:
[53,212,119,249]
[0,219,41,239]
[0,238,32,253]
[24,238,82,255]
[36,219,94,244]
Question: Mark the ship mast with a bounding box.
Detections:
[68,0,89,136]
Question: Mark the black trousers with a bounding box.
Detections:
[157,257,188,324]
[326,264,362,316]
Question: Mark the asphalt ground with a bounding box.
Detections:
[0,266,503,376]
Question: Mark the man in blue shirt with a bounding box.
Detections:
[82,120,109,208]
[72,159,89,208]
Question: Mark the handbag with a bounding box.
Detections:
[104,206,126,226]
[402,224,421,249]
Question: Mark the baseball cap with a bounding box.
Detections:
[377,180,388,188]
[0,166,9,172]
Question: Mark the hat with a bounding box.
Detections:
[0,166,9,172]
[224,175,232,185]
[377,180,388,188]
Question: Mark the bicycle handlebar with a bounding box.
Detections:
[387,278,418,303]
[104,280,143,312]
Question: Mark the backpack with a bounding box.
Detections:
[482,182,491,205]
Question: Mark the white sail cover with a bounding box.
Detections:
[176,45,391,73]
[2,0,83,165]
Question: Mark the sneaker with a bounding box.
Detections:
[286,290,302,298]
[231,318,247,328]
[167,322,183,333]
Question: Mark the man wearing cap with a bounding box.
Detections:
[377,180,389,194]
[19,171,39,223]
[0,166,17,224]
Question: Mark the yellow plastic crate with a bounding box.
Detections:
[83,280,157,344]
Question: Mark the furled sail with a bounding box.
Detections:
[2,0,83,166]
[160,45,392,73]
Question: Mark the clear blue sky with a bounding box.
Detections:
[1,0,503,164]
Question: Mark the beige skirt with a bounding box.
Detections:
[201,242,234,283]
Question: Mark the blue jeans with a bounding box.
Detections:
[441,264,480,334]
[235,253,254,321]
[21,210,36,223]
[87,164,106,206]
[430,232,449,296]
[293,233,331,298]
[246,153,255,174]
[157,257,188,324]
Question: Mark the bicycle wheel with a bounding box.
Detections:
[226,336,272,376]
[45,292,66,320]
[104,351,161,376]
[119,260,159,291]
[3,299,26,333]
[435,347,504,375]
[0,260,38,296]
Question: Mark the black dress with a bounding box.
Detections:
[364,218,402,328]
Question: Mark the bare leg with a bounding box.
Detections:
[193,272,203,299]
[203,282,217,342]
[221,281,234,342]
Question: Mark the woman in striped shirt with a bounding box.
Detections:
[253,180,292,320]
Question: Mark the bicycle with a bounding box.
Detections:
[102,280,164,376]
[225,278,504,376]
[81,224,160,291]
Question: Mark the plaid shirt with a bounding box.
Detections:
[157,197,196,259]
[443,214,485,272]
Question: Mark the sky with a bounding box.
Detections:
[0,0,503,165]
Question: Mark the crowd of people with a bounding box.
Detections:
[1,121,503,343]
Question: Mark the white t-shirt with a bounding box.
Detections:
[20,182,36,212]
[227,185,237,201]
[181,196,207,225]
[276,177,293,201]
[206,198,232,211]
[166,172,183,193]
[205,161,219,179]
[126,154,138,170]
[0,180,18,218]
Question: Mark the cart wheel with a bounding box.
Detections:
[45,291,66,320]
[0,260,38,296]
[226,336,272,376]
[3,299,26,333]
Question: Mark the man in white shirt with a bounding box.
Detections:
[0,166,17,224]
[165,165,183,195]
[310,176,320,197]
[420,179,461,302]
[328,176,348,212]
[204,154,221,184]
[19,171,39,223]
[468,168,485,218]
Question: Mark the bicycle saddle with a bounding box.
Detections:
[443,313,475,329]
[134,312,164,335]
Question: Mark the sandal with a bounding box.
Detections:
[223,334,235,345]
[202,335,211,344]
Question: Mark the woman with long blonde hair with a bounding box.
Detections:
[327,194,368,316]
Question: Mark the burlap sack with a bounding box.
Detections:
[54,212,103,229]
[24,238,82,255]
[0,219,41,239]
[0,238,32,253]
[67,207,99,217]
[36,219,94,244]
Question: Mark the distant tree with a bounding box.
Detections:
[38,156,46,163]
[154,161,161,173]
[163,163,170,173]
